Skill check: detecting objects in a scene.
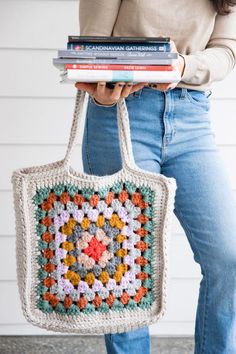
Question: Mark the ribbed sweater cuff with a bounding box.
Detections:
[180,54,199,82]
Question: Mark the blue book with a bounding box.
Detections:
[67,42,171,52]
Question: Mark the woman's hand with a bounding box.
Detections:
[148,40,185,92]
[74,81,148,106]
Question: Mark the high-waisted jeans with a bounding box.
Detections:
[81,86,236,354]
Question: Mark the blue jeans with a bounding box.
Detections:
[81,87,236,354]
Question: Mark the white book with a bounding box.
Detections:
[62,69,181,83]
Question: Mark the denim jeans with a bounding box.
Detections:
[81,86,236,354]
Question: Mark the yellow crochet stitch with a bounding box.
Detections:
[116,234,126,243]
[116,220,126,229]
[81,217,90,230]
[61,224,73,236]
[85,272,95,285]
[116,248,128,257]
[96,215,105,227]
[61,241,74,251]
[116,264,129,274]
[109,214,119,227]
[67,218,77,229]
[64,270,81,286]
[109,214,125,229]
[63,254,76,266]
[99,271,110,284]
[113,271,123,283]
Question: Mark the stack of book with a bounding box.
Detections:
[53,35,181,84]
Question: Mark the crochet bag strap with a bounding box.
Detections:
[62,89,137,171]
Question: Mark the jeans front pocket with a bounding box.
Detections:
[185,89,211,110]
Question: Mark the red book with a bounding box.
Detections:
[65,64,173,71]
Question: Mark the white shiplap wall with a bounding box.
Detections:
[0,0,236,336]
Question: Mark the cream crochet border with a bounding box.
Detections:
[11,90,177,334]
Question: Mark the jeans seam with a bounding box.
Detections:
[174,208,209,354]
[109,334,115,352]
[171,92,177,135]
[85,100,94,174]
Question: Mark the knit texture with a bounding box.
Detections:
[11,90,177,334]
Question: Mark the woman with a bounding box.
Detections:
[75,1,236,353]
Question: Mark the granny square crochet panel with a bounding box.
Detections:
[33,180,156,316]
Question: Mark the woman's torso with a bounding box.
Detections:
[79,0,226,90]
[112,0,216,56]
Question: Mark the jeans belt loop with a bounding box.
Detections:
[180,88,187,99]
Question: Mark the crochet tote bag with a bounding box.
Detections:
[11,89,177,334]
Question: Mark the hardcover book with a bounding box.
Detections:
[62,69,181,83]
[65,64,173,71]
[53,58,176,69]
[58,50,178,60]
[68,35,170,44]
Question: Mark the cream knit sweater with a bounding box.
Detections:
[79,0,236,90]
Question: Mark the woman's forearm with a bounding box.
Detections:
[180,46,235,86]
[180,9,236,86]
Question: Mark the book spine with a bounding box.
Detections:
[65,69,181,83]
[67,42,171,52]
[58,50,177,59]
[65,64,173,71]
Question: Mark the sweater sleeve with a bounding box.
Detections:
[180,7,236,86]
[79,0,122,36]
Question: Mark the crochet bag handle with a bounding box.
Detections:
[62,89,137,171]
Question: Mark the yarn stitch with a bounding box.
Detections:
[11,89,177,334]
